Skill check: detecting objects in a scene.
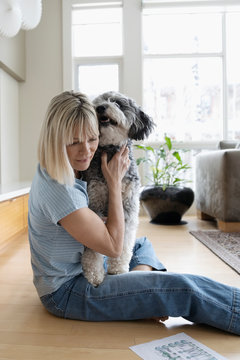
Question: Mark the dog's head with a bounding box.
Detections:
[93,91,155,146]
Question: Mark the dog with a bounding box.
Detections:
[81,91,154,286]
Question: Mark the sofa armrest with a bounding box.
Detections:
[195,149,240,221]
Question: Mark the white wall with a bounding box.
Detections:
[0,70,20,184]
[0,30,26,81]
[0,15,25,186]
[19,0,63,182]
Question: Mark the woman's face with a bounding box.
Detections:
[66,130,99,172]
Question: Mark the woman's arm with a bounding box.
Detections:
[59,146,130,258]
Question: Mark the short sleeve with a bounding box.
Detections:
[42,182,89,225]
[30,165,89,225]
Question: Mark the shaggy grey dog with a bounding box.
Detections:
[81,91,154,286]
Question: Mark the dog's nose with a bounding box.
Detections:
[96,105,107,114]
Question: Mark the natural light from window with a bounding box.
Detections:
[77,64,119,99]
[143,10,224,142]
[72,8,122,57]
[72,6,122,98]
[227,12,240,140]
[144,57,222,142]
[71,1,240,143]
[143,13,222,54]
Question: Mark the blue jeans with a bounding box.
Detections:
[40,237,240,335]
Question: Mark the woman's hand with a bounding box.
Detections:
[101,145,130,188]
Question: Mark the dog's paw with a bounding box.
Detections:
[107,259,129,275]
[84,268,105,287]
[81,248,105,286]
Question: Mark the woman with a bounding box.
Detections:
[28,91,240,335]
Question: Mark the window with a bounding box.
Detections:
[75,64,119,96]
[71,1,122,99]
[144,57,223,142]
[63,0,240,143]
[142,2,240,142]
[227,12,240,140]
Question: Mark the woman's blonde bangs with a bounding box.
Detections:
[65,107,99,146]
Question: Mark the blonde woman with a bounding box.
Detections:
[28,91,240,335]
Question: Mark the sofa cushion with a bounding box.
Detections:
[218,140,238,149]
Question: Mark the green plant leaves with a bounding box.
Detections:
[172,151,182,163]
[164,135,172,150]
[135,135,191,188]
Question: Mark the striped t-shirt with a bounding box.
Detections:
[28,164,88,297]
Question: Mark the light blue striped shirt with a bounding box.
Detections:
[28,164,88,297]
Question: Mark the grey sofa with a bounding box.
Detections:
[195,141,240,232]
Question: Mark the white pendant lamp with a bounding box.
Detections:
[19,0,42,30]
[0,0,22,37]
[0,0,42,37]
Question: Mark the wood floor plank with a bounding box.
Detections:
[0,345,138,360]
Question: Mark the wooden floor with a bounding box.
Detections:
[0,216,239,360]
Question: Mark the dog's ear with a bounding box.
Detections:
[128,102,155,140]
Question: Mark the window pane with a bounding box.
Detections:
[143,58,222,141]
[227,12,240,140]
[72,8,122,56]
[77,64,119,99]
[143,12,222,54]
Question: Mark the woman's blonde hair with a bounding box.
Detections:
[38,91,99,185]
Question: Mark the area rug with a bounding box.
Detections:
[190,230,240,274]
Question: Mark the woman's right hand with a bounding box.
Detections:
[101,145,130,188]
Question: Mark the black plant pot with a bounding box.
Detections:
[140,185,194,225]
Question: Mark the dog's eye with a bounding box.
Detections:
[114,102,121,109]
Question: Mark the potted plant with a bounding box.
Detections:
[135,135,194,225]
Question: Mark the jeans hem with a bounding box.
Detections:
[228,288,240,335]
[130,255,166,271]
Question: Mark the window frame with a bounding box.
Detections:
[73,57,123,94]
[62,0,143,103]
[62,0,240,148]
[142,12,226,143]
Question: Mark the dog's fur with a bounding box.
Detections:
[81,91,154,286]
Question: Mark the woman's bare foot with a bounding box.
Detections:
[131,265,153,271]
[152,316,169,322]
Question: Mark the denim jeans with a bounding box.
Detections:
[40,237,240,335]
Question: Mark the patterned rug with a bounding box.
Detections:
[190,230,240,274]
